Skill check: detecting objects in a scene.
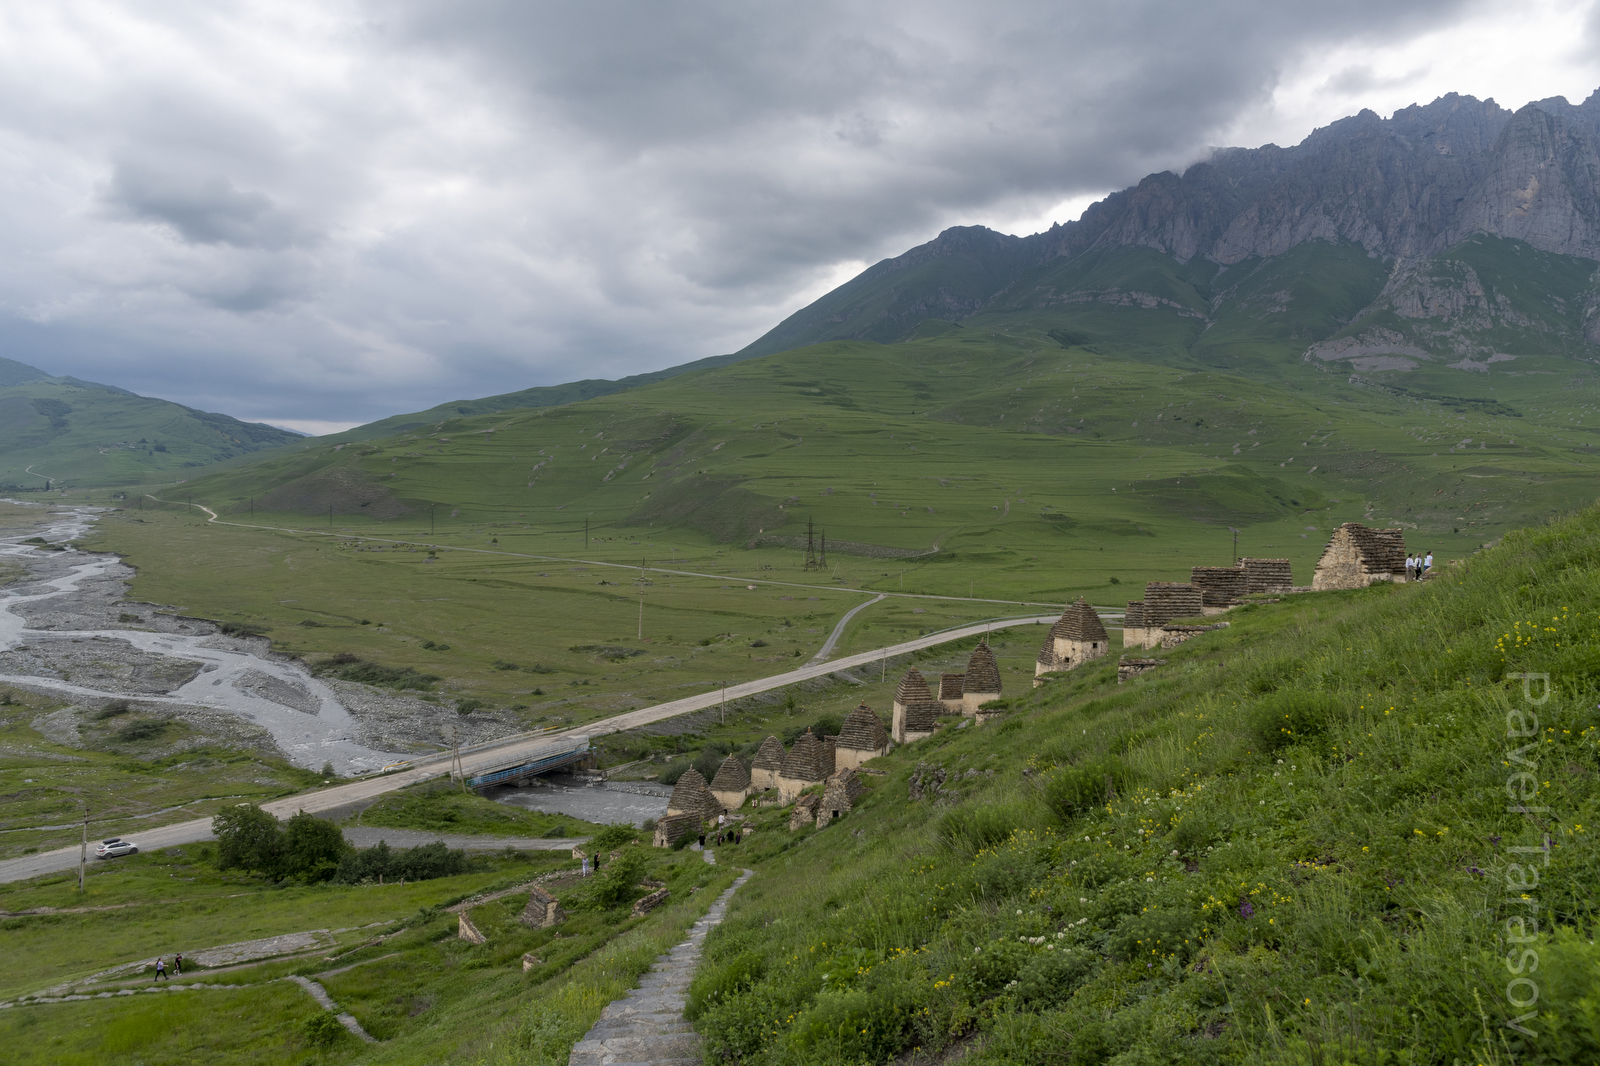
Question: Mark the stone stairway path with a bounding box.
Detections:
[568,866,752,1066]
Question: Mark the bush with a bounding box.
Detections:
[589,823,638,851]
[116,717,170,742]
[303,1011,346,1049]
[334,840,470,884]
[457,698,486,715]
[213,804,284,876]
[313,653,440,690]
[282,810,350,883]
[590,848,647,909]
[1042,756,1129,821]
[93,699,132,720]
[1246,689,1340,753]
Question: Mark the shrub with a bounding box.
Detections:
[282,810,350,883]
[313,653,440,690]
[217,621,266,637]
[303,1011,346,1049]
[1247,689,1341,753]
[117,718,170,742]
[589,823,638,851]
[1042,756,1129,821]
[589,848,647,909]
[1015,945,1097,1007]
[93,699,132,720]
[457,698,486,715]
[334,840,470,883]
[213,804,284,876]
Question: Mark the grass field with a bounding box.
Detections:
[0,685,328,860]
[0,828,741,1065]
[674,503,1600,1066]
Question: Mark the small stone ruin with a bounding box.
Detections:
[815,767,865,828]
[520,885,567,928]
[749,736,786,792]
[1311,524,1407,590]
[834,704,889,769]
[1034,598,1109,685]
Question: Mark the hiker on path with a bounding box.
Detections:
[174,953,183,976]
[1405,554,1416,581]
[1424,551,1434,577]
[153,957,167,982]
[581,856,589,877]
[594,851,602,873]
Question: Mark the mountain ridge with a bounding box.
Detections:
[734,89,1600,360]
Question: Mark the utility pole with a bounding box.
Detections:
[79,808,87,894]
[721,683,727,725]
[804,517,817,571]
[328,505,333,529]
[1229,526,1240,564]
[637,557,646,640]
[585,518,589,550]
[430,505,435,535]
[881,648,886,682]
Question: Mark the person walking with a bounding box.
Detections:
[173,953,183,976]
[593,851,602,874]
[1424,550,1434,577]
[581,856,590,878]
[1405,553,1416,582]
[153,957,167,982]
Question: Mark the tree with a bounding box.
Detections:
[283,810,349,883]
[212,803,283,876]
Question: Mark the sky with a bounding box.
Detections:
[1,1,1598,434]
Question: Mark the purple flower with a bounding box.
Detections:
[1239,901,1254,919]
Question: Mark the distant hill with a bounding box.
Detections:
[0,357,304,489]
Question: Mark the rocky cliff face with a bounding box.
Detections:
[737,89,1600,360]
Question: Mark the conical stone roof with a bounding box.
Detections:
[837,704,888,752]
[1049,599,1108,643]
[709,754,751,792]
[963,642,1002,694]
[779,729,827,782]
[667,767,719,819]
[895,667,936,706]
[751,735,786,772]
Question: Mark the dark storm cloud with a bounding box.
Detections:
[0,1,1524,426]
[103,162,311,250]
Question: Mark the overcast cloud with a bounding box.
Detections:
[0,0,1597,432]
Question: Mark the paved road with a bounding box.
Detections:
[809,593,886,663]
[0,613,1055,885]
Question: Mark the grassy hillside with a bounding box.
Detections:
[0,358,302,488]
[683,503,1600,1065]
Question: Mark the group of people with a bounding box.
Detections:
[1406,551,1434,582]
[696,813,743,849]
[151,953,183,980]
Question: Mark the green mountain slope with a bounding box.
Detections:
[167,325,1600,599]
[678,504,1600,1065]
[0,359,302,489]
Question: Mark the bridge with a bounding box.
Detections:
[459,735,591,791]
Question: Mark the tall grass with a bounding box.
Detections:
[687,506,1600,1065]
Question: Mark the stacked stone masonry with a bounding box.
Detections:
[1035,598,1109,684]
[960,642,1002,713]
[1312,523,1408,590]
[749,736,785,791]
[835,704,890,769]
[1241,557,1293,593]
[892,668,942,743]
[708,755,752,810]
[1191,566,1247,608]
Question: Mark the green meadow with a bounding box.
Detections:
[677,503,1600,1066]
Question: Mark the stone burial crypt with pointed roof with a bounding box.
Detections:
[749,735,786,792]
[892,666,942,744]
[667,767,721,822]
[959,641,1002,714]
[834,703,890,769]
[709,753,752,810]
[778,729,833,802]
[1035,598,1108,685]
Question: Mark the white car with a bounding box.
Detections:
[94,838,138,859]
